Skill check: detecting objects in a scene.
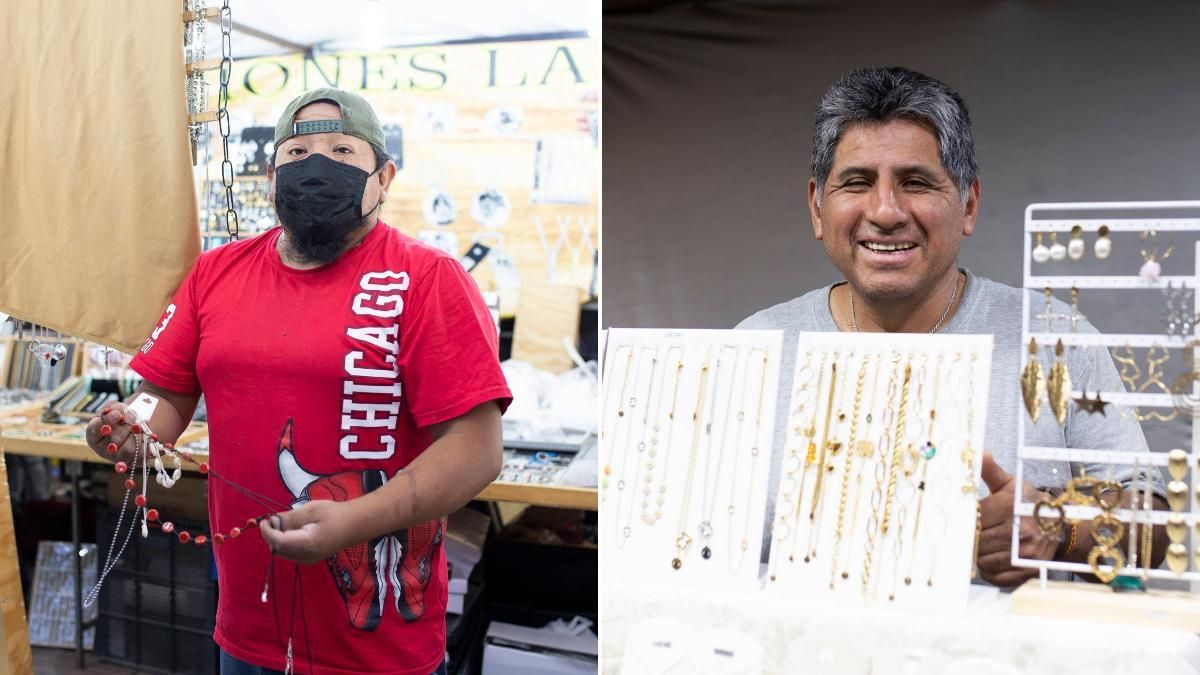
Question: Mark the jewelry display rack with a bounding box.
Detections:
[1014,201,1200,587]
[766,332,992,608]
[600,329,783,590]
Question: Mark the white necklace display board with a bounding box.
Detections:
[600,329,783,590]
[766,332,993,608]
[1016,201,1200,586]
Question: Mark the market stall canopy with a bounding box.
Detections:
[210,0,593,58]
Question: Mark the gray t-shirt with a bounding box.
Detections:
[738,270,1165,555]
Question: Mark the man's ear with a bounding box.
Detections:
[266,163,275,203]
[808,178,824,240]
[961,177,981,237]
[376,161,397,203]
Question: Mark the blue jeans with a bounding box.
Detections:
[220,649,449,675]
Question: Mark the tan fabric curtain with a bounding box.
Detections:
[0,1,200,352]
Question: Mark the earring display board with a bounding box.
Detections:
[600,329,783,591]
[1016,201,1200,585]
[766,332,992,609]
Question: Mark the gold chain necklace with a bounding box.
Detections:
[828,353,871,587]
[727,348,770,575]
[671,349,712,570]
[848,274,959,333]
[641,352,684,526]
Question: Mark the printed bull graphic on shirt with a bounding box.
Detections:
[275,419,443,631]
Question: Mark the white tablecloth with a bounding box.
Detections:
[603,581,1200,674]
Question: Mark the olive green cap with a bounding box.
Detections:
[274,88,386,152]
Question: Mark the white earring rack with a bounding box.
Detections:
[1015,200,1200,585]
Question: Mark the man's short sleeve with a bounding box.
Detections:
[400,258,512,428]
[129,261,202,394]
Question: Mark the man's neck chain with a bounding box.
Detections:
[848,274,960,334]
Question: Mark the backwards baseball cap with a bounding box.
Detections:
[274,87,386,152]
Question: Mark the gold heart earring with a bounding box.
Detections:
[1047,339,1072,426]
[1021,338,1045,423]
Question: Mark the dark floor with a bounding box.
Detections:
[32,647,140,674]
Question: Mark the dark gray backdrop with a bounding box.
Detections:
[603,0,1200,329]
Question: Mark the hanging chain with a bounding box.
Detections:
[217,0,239,241]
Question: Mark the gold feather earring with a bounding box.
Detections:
[1047,339,1072,426]
[1021,338,1045,423]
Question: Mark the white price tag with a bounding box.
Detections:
[127,393,160,422]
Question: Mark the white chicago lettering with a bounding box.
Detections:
[341,400,400,430]
[342,380,403,396]
[352,292,403,318]
[340,434,397,460]
[339,269,409,461]
[344,351,400,378]
[360,271,409,292]
[346,325,400,355]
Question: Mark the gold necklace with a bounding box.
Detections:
[805,352,850,563]
[862,352,901,595]
[767,351,816,582]
[848,273,959,333]
[728,348,769,574]
[671,349,712,570]
[641,351,684,526]
[839,352,882,582]
[788,352,830,563]
[881,360,913,536]
[828,353,871,588]
[697,345,738,561]
[903,354,943,588]
[617,346,665,550]
[601,345,635,503]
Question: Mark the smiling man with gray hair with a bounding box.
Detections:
[740,66,1166,586]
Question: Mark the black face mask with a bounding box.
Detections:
[274,153,381,251]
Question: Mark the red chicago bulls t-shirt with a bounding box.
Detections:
[130,222,511,675]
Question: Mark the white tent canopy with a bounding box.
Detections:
[207,0,593,58]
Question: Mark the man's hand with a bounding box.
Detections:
[976,451,1059,587]
[84,402,140,464]
[260,500,364,565]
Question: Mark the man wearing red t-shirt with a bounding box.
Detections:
[84,88,511,675]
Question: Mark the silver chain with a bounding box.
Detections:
[849,274,960,334]
[217,0,239,241]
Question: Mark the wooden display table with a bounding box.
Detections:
[0,403,598,511]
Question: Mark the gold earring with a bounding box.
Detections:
[1068,225,1085,260]
[1049,232,1067,261]
[1021,338,1045,423]
[1167,544,1188,573]
[1032,232,1050,263]
[1094,225,1112,259]
[1168,448,1188,481]
[1088,545,1125,583]
[1168,480,1188,512]
[1047,339,1072,426]
[1167,513,1187,544]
